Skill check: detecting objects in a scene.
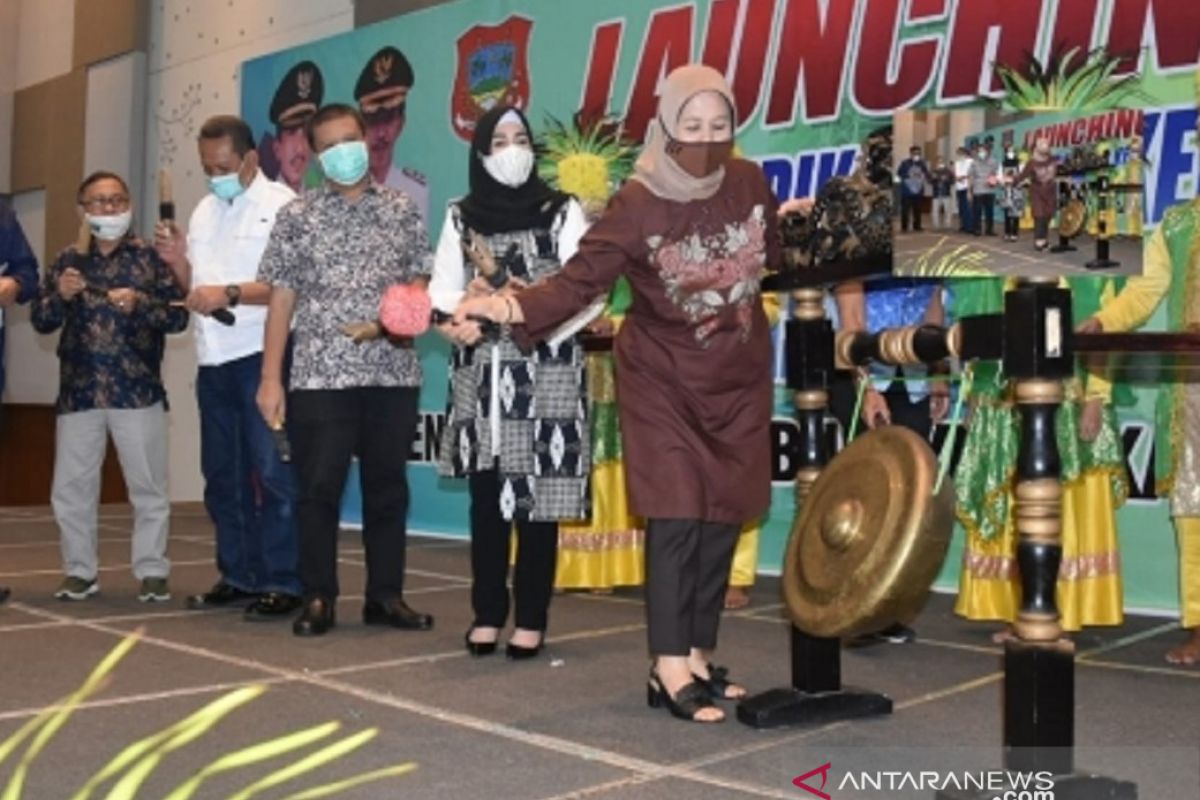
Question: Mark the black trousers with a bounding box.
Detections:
[1034,215,1051,241]
[645,518,741,656]
[900,195,923,231]
[829,370,932,444]
[0,402,7,602]
[288,386,419,602]
[1004,213,1020,237]
[468,467,557,631]
[973,193,996,234]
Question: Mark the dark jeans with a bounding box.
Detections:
[0,402,6,602]
[644,518,741,656]
[973,193,996,235]
[956,188,974,232]
[197,352,300,595]
[468,467,557,631]
[288,386,419,602]
[900,195,923,231]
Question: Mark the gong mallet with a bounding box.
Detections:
[160,168,235,326]
[462,232,521,290]
[269,420,292,463]
[340,283,500,343]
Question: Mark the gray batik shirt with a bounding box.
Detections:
[257,181,432,390]
[968,156,999,195]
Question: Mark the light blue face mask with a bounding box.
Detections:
[208,173,246,201]
[318,141,369,186]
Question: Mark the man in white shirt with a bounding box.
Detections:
[155,115,302,619]
[953,146,974,233]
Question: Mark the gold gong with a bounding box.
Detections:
[1059,198,1087,239]
[782,425,955,638]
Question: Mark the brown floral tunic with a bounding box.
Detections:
[516,159,780,524]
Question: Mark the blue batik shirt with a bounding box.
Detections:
[0,202,40,396]
[30,236,188,414]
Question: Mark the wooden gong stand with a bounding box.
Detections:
[747,272,1154,797]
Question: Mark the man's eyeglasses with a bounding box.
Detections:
[79,195,131,212]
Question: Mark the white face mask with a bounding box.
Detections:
[86,211,133,241]
[482,145,534,188]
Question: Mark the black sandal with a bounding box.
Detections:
[691,663,746,701]
[647,669,723,722]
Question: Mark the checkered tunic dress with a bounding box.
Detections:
[437,204,590,521]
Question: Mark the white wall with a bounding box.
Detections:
[144,0,353,501]
[13,0,74,91]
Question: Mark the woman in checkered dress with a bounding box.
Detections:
[429,105,596,660]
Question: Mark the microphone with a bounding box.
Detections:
[160,168,234,326]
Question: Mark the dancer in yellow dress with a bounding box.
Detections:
[1078,174,1200,664]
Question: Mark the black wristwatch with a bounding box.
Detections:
[225,284,241,307]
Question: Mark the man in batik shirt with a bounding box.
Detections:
[32,171,188,603]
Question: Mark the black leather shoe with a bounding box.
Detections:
[244,592,302,621]
[186,582,257,610]
[0,586,10,604]
[293,597,335,637]
[362,598,433,630]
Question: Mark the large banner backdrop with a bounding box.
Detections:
[242,0,1200,612]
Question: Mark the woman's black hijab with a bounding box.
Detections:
[456,105,569,235]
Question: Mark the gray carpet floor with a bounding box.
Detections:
[0,504,1196,799]
[894,228,1142,278]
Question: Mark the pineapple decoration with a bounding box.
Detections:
[538,112,637,220]
[991,46,1145,112]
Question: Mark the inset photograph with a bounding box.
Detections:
[893,108,1146,277]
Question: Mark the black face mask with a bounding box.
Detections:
[662,123,734,178]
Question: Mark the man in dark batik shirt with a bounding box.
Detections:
[31,171,188,603]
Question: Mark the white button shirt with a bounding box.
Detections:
[186,171,295,366]
[954,156,972,191]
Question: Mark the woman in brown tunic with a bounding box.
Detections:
[453,64,779,723]
[1017,136,1059,250]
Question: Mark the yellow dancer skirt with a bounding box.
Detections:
[956,471,1123,632]
[1176,517,1200,629]
[553,466,761,591]
[553,346,762,590]
[554,459,646,590]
